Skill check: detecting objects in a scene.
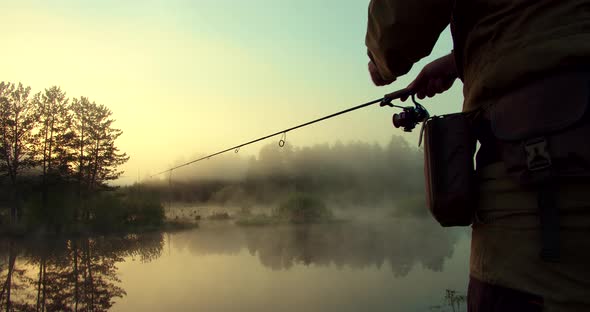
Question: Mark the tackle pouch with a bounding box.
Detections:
[423,112,477,227]
[488,70,590,261]
[490,71,590,184]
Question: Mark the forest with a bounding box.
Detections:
[0,82,158,234]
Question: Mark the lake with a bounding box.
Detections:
[0,218,470,312]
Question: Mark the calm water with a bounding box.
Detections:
[0,219,470,312]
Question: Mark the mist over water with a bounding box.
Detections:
[147,135,427,219]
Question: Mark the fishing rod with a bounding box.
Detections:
[150,88,429,178]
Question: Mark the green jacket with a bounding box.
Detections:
[366,0,590,111]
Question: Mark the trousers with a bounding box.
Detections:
[469,162,590,312]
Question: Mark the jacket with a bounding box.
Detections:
[365,0,590,111]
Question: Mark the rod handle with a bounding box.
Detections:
[380,88,414,107]
[385,88,414,100]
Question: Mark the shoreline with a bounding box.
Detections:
[0,220,198,238]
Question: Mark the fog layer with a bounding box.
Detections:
[147,135,426,217]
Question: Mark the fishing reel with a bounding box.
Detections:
[392,102,429,132]
[380,91,430,132]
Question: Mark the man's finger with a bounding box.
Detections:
[434,79,445,94]
[426,80,437,98]
[441,77,455,92]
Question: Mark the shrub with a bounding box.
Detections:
[21,184,78,232]
[89,192,127,232]
[235,213,275,226]
[207,212,231,220]
[273,193,332,223]
[88,188,165,232]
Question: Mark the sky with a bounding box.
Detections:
[0,0,463,185]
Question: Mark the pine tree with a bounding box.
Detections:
[70,97,93,189]
[35,86,72,183]
[84,103,129,190]
[0,82,39,184]
[0,82,40,222]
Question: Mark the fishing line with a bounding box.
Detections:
[150,88,413,178]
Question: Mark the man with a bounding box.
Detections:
[365,1,590,311]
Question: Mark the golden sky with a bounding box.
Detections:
[0,0,462,185]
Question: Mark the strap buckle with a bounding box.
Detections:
[524,138,552,171]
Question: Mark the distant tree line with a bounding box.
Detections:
[0,82,129,225]
[146,135,426,216]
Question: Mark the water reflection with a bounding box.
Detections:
[172,219,463,276]
[0,234,163,311]
[0,220,466,311]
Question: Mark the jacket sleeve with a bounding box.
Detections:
[366,0,453,82]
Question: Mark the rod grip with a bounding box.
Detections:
[385,88,414,100]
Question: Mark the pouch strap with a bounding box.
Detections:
[525,137,560,262]
[538,181,560,262]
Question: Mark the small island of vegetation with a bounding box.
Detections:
[235,193,338,226]
[0,82,178,235]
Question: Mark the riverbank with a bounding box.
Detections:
[0,220,198,238]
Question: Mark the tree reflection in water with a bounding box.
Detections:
[0,234,163,312]
[0,220,464,311]
[173,219,464,276]
[244,221,461,275]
